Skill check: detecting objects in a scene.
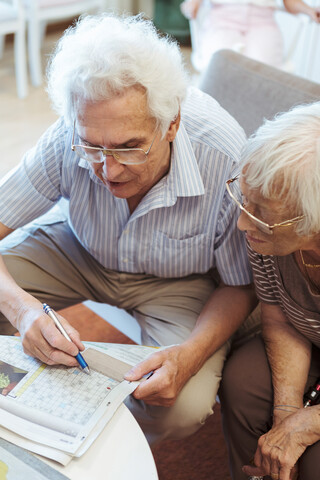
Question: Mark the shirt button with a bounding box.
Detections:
[123,258,128,263]
[123,229,129,234]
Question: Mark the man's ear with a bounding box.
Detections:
[165,111,181,142]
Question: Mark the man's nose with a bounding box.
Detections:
[103,153,124,178]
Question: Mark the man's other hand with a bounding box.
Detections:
[124,344,195,406]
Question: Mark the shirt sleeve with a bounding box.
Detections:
[0,118,68,229]
[214,187,253,286]
[247,243,280,304]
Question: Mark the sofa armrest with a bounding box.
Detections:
[199,49,320,136]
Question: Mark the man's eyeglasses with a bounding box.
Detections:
[71,120,158,166]
[226,176,305,235]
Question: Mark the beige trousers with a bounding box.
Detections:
[0,220,260,444]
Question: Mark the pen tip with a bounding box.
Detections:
[83,366,91,375]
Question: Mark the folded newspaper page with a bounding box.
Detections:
[0,337,161,465]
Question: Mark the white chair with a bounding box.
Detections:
[24,0,107,87]
[0,0,28,98]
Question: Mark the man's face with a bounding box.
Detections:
[75,87,179,211]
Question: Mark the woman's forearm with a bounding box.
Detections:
[261,303,312,409]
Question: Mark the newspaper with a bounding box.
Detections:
[0,337,160,465]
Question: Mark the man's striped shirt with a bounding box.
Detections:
[0,87,251,284]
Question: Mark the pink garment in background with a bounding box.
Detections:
[191,3,283,71]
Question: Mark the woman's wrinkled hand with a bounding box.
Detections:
[242,407,320,480]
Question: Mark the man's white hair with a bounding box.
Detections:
[242,102,320,236]
[47,14,188,135]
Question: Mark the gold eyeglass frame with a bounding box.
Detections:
[226,176,305,235]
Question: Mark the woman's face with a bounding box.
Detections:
[237,176,319,256]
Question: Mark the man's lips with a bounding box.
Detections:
[246,233,267,244]
[106,180,130,186]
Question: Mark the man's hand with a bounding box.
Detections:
[124,282,257,407]
[242,407,320,480]
[16,299,84,367]
[124,344,195,406]
[0,255,83,367]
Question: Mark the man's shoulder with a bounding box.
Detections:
[43,116,69,142]
[181,86,246,159]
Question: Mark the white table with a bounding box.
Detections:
[44,404,159,480]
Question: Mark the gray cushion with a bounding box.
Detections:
[199,49,320,136]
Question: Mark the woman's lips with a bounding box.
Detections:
[246,233,267,244]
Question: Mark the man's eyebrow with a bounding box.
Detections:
[78,135,147,148]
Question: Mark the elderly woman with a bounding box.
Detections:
[220,101,320,480]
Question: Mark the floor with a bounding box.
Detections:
[0,29,56,178]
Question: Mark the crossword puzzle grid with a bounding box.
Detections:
[0,337,39,371]
[0,338,118,426]
[17,369,118,425]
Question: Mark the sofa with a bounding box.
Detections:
[200,49,320,137]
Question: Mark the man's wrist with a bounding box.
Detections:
[0,288,37,330]
[178,339,208,377]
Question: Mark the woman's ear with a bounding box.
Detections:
[165,112,181,142]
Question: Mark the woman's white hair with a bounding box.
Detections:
[47,14,188,135]
[242,101,320,236]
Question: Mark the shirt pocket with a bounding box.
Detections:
[146,231,211,277]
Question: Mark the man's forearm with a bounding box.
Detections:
[0,255,36,329]
[125,283,257,404]
[181,283,257,376]
[262,303,311,409]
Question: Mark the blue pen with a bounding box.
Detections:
[43,303,90,375]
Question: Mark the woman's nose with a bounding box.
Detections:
[237,209,256,233]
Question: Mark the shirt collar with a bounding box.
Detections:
[167,121,205,198]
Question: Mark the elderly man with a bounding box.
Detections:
[220,102,320,480]
[0,14,256,443]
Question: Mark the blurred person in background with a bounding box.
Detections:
[181,0,320,72]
